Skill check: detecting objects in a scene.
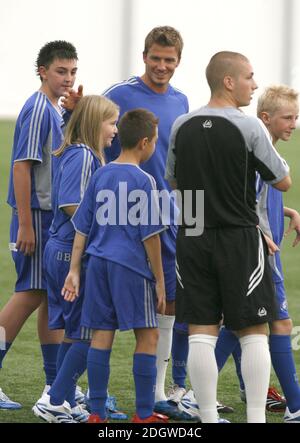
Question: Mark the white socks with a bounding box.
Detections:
[155,314,175,402]
[240,334,270,423]
[188,334,218,423]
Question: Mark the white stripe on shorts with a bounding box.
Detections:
[247,229,265,296]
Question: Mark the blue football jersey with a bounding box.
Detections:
[7,91,65,210]
[103,77,189,279]
[50,144,102,243]
[72,163,167,280]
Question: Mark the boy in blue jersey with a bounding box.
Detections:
[216,85,300,422]
[32,95,119,423]
[0,41,78,409]
[62,109,168,423]
[102,26,189,413]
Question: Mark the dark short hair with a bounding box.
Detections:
[118,109,159,149]
[144,26,183,60]
[35,40,78,76]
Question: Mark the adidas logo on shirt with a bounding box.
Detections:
[202,119,212,128]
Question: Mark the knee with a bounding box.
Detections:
[270,318,293,335]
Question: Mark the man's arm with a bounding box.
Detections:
[143,234,166,315]
[62,232,87,301]
[13,160,35,255]
[272,175,292,192]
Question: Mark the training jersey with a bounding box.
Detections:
[103,76,188,271]
[166,106,289,229]
[49,144,102,243]
[256,175,284,282]
[7,91,65,211]
[72,163,166,281]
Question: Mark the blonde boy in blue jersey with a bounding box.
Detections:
[63,109,169,423]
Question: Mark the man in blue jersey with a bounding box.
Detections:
[166,51,291,423]
[103,26,189,414]
[62,109,168,423]
[61,26,189,417]
[0,41,78,409]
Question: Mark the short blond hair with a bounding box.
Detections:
[257,85,299,117]
[206,51,249,93]
[55,95,119,164]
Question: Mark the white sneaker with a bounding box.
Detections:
[284,406,300,423]
[71,404,90,422]
[167,384,187,404]
[0,387,22,410]
[41,384,51,397]
[178,390,231,423]
[32,393,77,423]
[75,385,85,405]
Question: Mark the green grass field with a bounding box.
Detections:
[0,120,299,423]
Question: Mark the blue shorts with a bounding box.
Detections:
[275,280,289,320]
[81,256,158,333]
[10,208,53,291]
[44,239,86,340]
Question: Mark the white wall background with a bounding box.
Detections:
[0,0,298,117]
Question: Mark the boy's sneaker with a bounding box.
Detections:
[266,386,286,412]
[32,393,77,423]
[167,384,187,404]
[178,390,201,421]
[88,414,108,423]
[75,385,86,405]
[105,395,128,420]
[131,412,169,423]
[71,404,90,422]
[284,407,300,423]
[216,400,234,413]
[178,390,231,423]
[0,387,22,410]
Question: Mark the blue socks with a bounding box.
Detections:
[87,348,111,419]
[0,343,11,369]
[215,327,244,390]
[40,344,60,386]
[133,353,157,419]
[49,342,89,408]
[215,327,239,371]
[171,329,188,388]
[270,334,300,413]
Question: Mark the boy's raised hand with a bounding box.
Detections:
[284,208,300,247]
[61,271,80,302]
[61,84,83,111]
